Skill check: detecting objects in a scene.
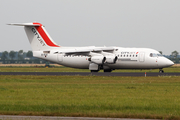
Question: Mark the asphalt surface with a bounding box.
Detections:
[0,72,180,76]
[0,115,160,120]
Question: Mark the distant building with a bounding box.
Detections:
[24,58,30,60]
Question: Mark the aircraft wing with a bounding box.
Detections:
[63,47,116,55]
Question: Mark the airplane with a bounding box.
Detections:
[8,22,174,73]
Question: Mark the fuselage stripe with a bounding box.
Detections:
[33,23,60,47]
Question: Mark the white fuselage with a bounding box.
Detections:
[33,47,174,70]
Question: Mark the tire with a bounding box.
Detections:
[159,70,164,73]
[91,70,99,72]
[104,69,112,72]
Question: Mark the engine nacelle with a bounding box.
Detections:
[105,56,118,64]
[88,56,106,65]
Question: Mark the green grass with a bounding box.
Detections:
[0,75,180,119]
[0,66,180,72]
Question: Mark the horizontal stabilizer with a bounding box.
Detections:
[7,23,42,26]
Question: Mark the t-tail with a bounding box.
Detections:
[8,22,60,51]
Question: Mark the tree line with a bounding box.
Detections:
[160,50,180,63]
[0,50,180,64]
[0,50,48,64]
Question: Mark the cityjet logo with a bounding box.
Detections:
[121,52,138,54]
[31,28,46,46]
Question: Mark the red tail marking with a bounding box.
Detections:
[33,23,60,47]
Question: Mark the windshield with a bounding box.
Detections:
[150,53,163,57]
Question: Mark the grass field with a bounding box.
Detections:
[0,66,180,72]
[0,75,180,120]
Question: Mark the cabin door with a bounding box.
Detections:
[139,52,145,62]
[57,53,63,62]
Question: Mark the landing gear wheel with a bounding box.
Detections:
[159,69,164,73]
[91,70,99,72]
[104,69,112,72]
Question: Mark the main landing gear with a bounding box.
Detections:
[91,70,99,72]
[159,69,164,73]
[104,69,112,72]
[91,69,112,72]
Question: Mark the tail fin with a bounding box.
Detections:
[8,22,60,51]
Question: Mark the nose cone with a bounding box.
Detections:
[158,57,174,68]
[166,59,174,67]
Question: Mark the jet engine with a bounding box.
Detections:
[88,56,106,64]
[105,56,118,64]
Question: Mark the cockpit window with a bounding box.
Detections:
[157,54,163,57]
[150,53,162,57]
[150,53,153,57]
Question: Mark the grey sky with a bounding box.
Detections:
[1,0,180,55]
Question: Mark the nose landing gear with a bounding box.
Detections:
[159,69,164,73]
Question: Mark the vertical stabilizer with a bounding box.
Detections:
[8,22,60,51]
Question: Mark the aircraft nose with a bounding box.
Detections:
[166,59,174,67]
[158,58,174,68]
